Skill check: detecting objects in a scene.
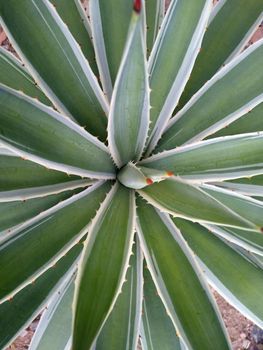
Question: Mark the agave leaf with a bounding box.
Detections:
[176,0,263,112]
[0,0,108,138]
[73,183,135,350]
[0,179,94,203]
[0,154,78,191]
[138,178,255,230]
[136,200,231,350]
[141,132,263,181]
[146,0,212,154]
[0,47,50,105]
[145,0,165,54]
[212,175,263,197]
[29,277,75,350]
[174,219,263,327]
[0,154,94,202]
[201,184,263,229]
[95,238,143,350]
[51,0,98,75]
[0,181,111,302]
[202,224,263,257]
[141,266,182,350]
[90,0,133,98]
[211,102,263,138]
[0,85,115,179]
[0,244,81,349]
[157,39,263,150]
[108,7,149,167]
[0,189,80,234]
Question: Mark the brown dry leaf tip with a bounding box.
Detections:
[133,0,142,13]
[166,171,174,176]
[146,177,153,185]
[260,227,263,233]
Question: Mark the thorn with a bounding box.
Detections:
[133,0,142,13]
[146,178,153,185]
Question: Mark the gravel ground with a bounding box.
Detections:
[1,1,263,349]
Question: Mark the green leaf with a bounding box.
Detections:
[0,189,78,233]
[211,175,263,197]
[90,0,133,97]
[0,181,111,302]
[0,85,115,178]
[0,48,50,105]
[96,238,142,350]
[29,278,74,350]
[146,0,211,154]
[136,200,230,350]
[138,179,254,229]
[211,102,263,138]
[174,219,263,327]
[176,0,263,113]
[141,133,263,181]
[141,266,182,350]
[51,0,98,75]
[0,155,80,193]
[108,9,149,167]
[0,0,108,138]
[157,40,263,151]
[145,0,165,55]
[73,184,135,350]
[0,244,81,349]
[203,225,263,257]
[202,184,263,229]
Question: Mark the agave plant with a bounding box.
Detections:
[0,0,263,349]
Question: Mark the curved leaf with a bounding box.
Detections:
[211,175,263,197]
[202,184,263,229]
[141,266,182,350]
[175,219,263,327]
[146,0,212,154]
[29,278,74,350]
[145,0,165,55]
[136,201,230,350]
[0,189,79,233]
[138,178,254,230]
[176,0,263,113]
[157,39,263,150]
[90,0,133,97]
[108,8,149,167]
[96,238,142,350]
[141,132,263,181]
[0,0,108,138]
[0,244,81,349]
[73,183,135,350]
[0,85,115,178]
[212,102,263,138]
[0,181,111,302]
[0,47,50,105]
[52,0,98,74]
[0,155,80,193]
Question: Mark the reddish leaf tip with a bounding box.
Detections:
[166,171,174,177]
[146,178,153,185]
[133,0,142,13]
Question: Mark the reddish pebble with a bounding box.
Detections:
[133,0,142,13]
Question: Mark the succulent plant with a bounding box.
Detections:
[0,0,263,349]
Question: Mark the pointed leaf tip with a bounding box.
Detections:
[133,0,142,13]
[146,178,153,185]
